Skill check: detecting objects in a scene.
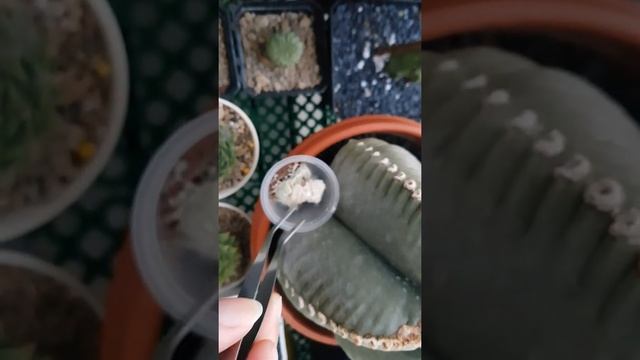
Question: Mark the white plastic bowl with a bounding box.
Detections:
[0,250,103,318]
[219,98,260,200]
[0,0,129,242]
[132,111,217,339]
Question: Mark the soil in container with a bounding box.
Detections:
[331,1,421,121]
[238,11,322,94]
[219,104,256,194]
[0,0,113,215]
[0,266,100,359]
[219,206,251,286]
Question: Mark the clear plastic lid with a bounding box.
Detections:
[259,155,339,233]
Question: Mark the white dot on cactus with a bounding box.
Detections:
[297,296,304,309]
[357,142,365,146]
[534,129,566,157]
[584,178,625,214]
[438,59,459,72]
[510,109,541,135]
[554,154,592,182]
[307,304,316,316]
[379,158,390,166]
[486,89,510,104]
[404,180,417,191]
[365,146,374,152]
[318,312,327,325]
[461,74,488,90]
[611,208,640,238]
[387,164,398,173]
[394,172,407,181]
[372,151,380,157]
[412,189,422,201]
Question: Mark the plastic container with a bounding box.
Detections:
[259,155,339,233]
[219,6,241,98]
[131,111,217,339]
[251,115,422,345]
[228,0,330,97]
[0,250,103,317]
[219,98,260,200]
[219,201,252,298]
[0,0,129,242]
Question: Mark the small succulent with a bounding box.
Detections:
[0,2,56,175]
[424,47,640,359]
[265,32,304,67]
[219,232,241,286]
[278,138,422,356]
[218,123,236,179]
[384,50,421,83]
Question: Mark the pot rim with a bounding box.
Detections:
[250,115,421,346]
[422,0,640,48]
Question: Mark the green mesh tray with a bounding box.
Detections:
[220,92,338,213]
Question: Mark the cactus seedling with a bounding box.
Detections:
[218,123,236,180]
[0,2,56,175]
[219,231,241,286]
[384,51,421,83]
[265,32,304,67]
[278,138,422,354]
[424,47,640,359]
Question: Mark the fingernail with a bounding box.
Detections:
[219,298,263,328]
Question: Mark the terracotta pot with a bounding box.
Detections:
[422,0,640,48]
[250,115,422,346]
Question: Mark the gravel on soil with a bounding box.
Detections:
[331,2,421,121]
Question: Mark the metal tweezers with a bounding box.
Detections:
[157,207,304,360]
[221,206,305,360]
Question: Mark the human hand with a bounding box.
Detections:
[218,293,282,360]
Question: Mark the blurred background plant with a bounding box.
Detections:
[0,1,56,188]
[218,123,236,180]
[218,231,241,285]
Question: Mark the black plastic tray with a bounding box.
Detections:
[220,6,241,98]
[228,0,330,98]
[330,0,421,120]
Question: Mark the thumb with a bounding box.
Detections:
[218,298,263,353]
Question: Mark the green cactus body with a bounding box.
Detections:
[0,2,56,176]
[385,51,422,83]
[265,32,304,67]
[278,138,421,353]
[424,47,640,359]
[218,123,236,180]
[219,232,241,286]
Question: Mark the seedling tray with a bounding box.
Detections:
[330,0,421,121]
[228,0,331,98]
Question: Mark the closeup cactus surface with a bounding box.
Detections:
[265,31,304,67]
[219,231,241,286]
[424,47,640,359]
[278,138,421,355]
[0,2,56,176]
